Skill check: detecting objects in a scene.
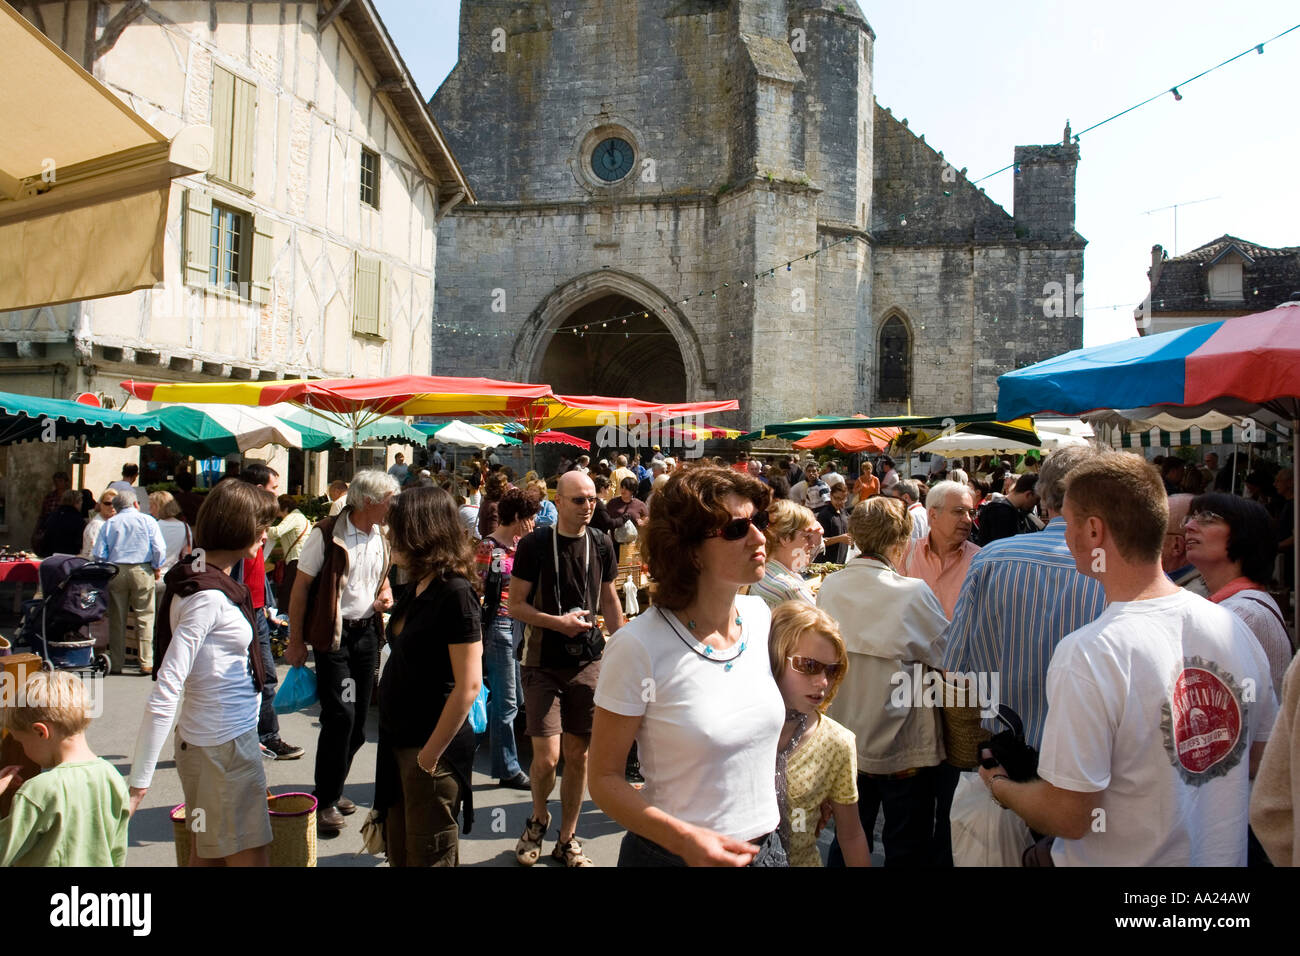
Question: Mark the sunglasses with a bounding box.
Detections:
[1182,511,1225,529]
[787,655,844,680]
[568,496,598,506]
[708,510,771,541]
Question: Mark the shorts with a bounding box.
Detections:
[175,727,273,859]
[520,661,602,738]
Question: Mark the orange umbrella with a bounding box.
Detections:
[793,425,900,453]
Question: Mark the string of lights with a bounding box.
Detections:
[433,23,1297,341]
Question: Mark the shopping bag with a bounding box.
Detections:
[468,682,489,733]
[273,665,318,714]
[950,771,1033,866]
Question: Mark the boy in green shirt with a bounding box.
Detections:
[0,670,129,866]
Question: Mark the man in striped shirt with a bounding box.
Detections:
[941,445,1107,749]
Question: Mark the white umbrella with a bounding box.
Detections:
[433,420,510,449]
[914,430,1089,457]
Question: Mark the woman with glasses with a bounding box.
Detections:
[80,490,118,558]
[1184,493,1293,700]
[750,499,823,609]
[588,466,788,866]
[816,496,954,867]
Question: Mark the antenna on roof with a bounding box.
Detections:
[1141,196,1221,257]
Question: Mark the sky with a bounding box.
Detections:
[374,0,1300,348]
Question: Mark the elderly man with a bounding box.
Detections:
[980,452,1275,866]
[287,470,398,832]
[942,446,1107,750]
[901,480,980,619]
[892,480,929,541]
[1163,493,1209,596]
[610,454,635,489]
[94,490,166,674]
[508,470,625,867]
[639,458,664,501]
[326,478,350,516]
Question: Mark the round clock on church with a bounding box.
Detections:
[591,137,634,182]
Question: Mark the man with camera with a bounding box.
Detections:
[509,471,625,867]
[978,452,1276,866]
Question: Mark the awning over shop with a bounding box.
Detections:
[0,389,158,446]
[0,3,212,312]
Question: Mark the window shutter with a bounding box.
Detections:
[183,189,212,288]
[230,75,256,190]
[251,214,274,305]
[377,262,391,339]
[211,66,234,183]
[353,254,380,335]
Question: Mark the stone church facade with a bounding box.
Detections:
[430,0,1085,430]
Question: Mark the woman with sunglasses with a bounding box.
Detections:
[816,495,953,867]
[1184,493,1293,700]
[750,499,823,609]
[769,601,870,867]
[589,466,788,866]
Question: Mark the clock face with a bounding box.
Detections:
[591,137,635,182]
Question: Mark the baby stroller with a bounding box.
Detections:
[14,555,117,674]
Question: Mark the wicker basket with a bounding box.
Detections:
[170,792,318,866]
[939,676,991,770]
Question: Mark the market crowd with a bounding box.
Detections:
[2,442,1298,869]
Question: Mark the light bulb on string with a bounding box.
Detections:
[1171,87,1183,101]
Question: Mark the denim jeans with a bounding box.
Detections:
[313,619,377,807]
[483,614,523,779]
[254,609,280,743]
[828,763,960,868]
[617,829,787,868]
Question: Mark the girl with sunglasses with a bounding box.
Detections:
[769,601,870,867]
[589,466,788,866]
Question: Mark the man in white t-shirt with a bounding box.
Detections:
[979,452,1277,866]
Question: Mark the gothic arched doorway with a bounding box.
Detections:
[539,294,687,403]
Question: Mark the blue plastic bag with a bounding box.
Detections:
[273,665,318,714]
[469,683,489,734]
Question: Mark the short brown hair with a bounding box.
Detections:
[848,495,912,556]
[1064,452,1166,563]
[194,480,278,551]
[501,486,542,526]
[768,601,848,712]
[386,486,476,585]
[643,466,771,610]
[2,670,92,737]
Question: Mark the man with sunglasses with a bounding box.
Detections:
[509,471,625,867]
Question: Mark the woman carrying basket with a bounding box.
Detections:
[127,479,279,866]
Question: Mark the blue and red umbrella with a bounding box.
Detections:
[996,302,1300,421]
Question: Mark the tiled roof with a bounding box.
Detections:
[1149,234,1300,313]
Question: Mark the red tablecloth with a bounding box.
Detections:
[0,560,39,584]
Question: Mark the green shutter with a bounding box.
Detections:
[211,66,234,183]
[231,75,256,190]
[251,214,274,304]
[377,262,391,339]
[183,188,212,288]
[353,254,380,335]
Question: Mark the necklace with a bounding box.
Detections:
[658,607,747,671]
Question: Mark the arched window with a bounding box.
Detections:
[877,314,911,403]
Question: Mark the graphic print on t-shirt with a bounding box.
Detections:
[1160,656,1247,785]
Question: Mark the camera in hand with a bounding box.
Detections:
[978,704,1039,782]
[562,608,605,662]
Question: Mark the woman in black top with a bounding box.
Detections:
[378,487,483,866]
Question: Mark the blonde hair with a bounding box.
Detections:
[848,495,912,556]
[2,670,92,737]
[768,601,848,711]
[765,498,817,549]
[150,489,183,520]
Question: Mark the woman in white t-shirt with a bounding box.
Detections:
[1185,492,1294,699]
[149,491,193,573]
[589,466,787,867]
[127,479,279,866]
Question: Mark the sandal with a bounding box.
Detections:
[515,814,550,866]
[551,835,594,867]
